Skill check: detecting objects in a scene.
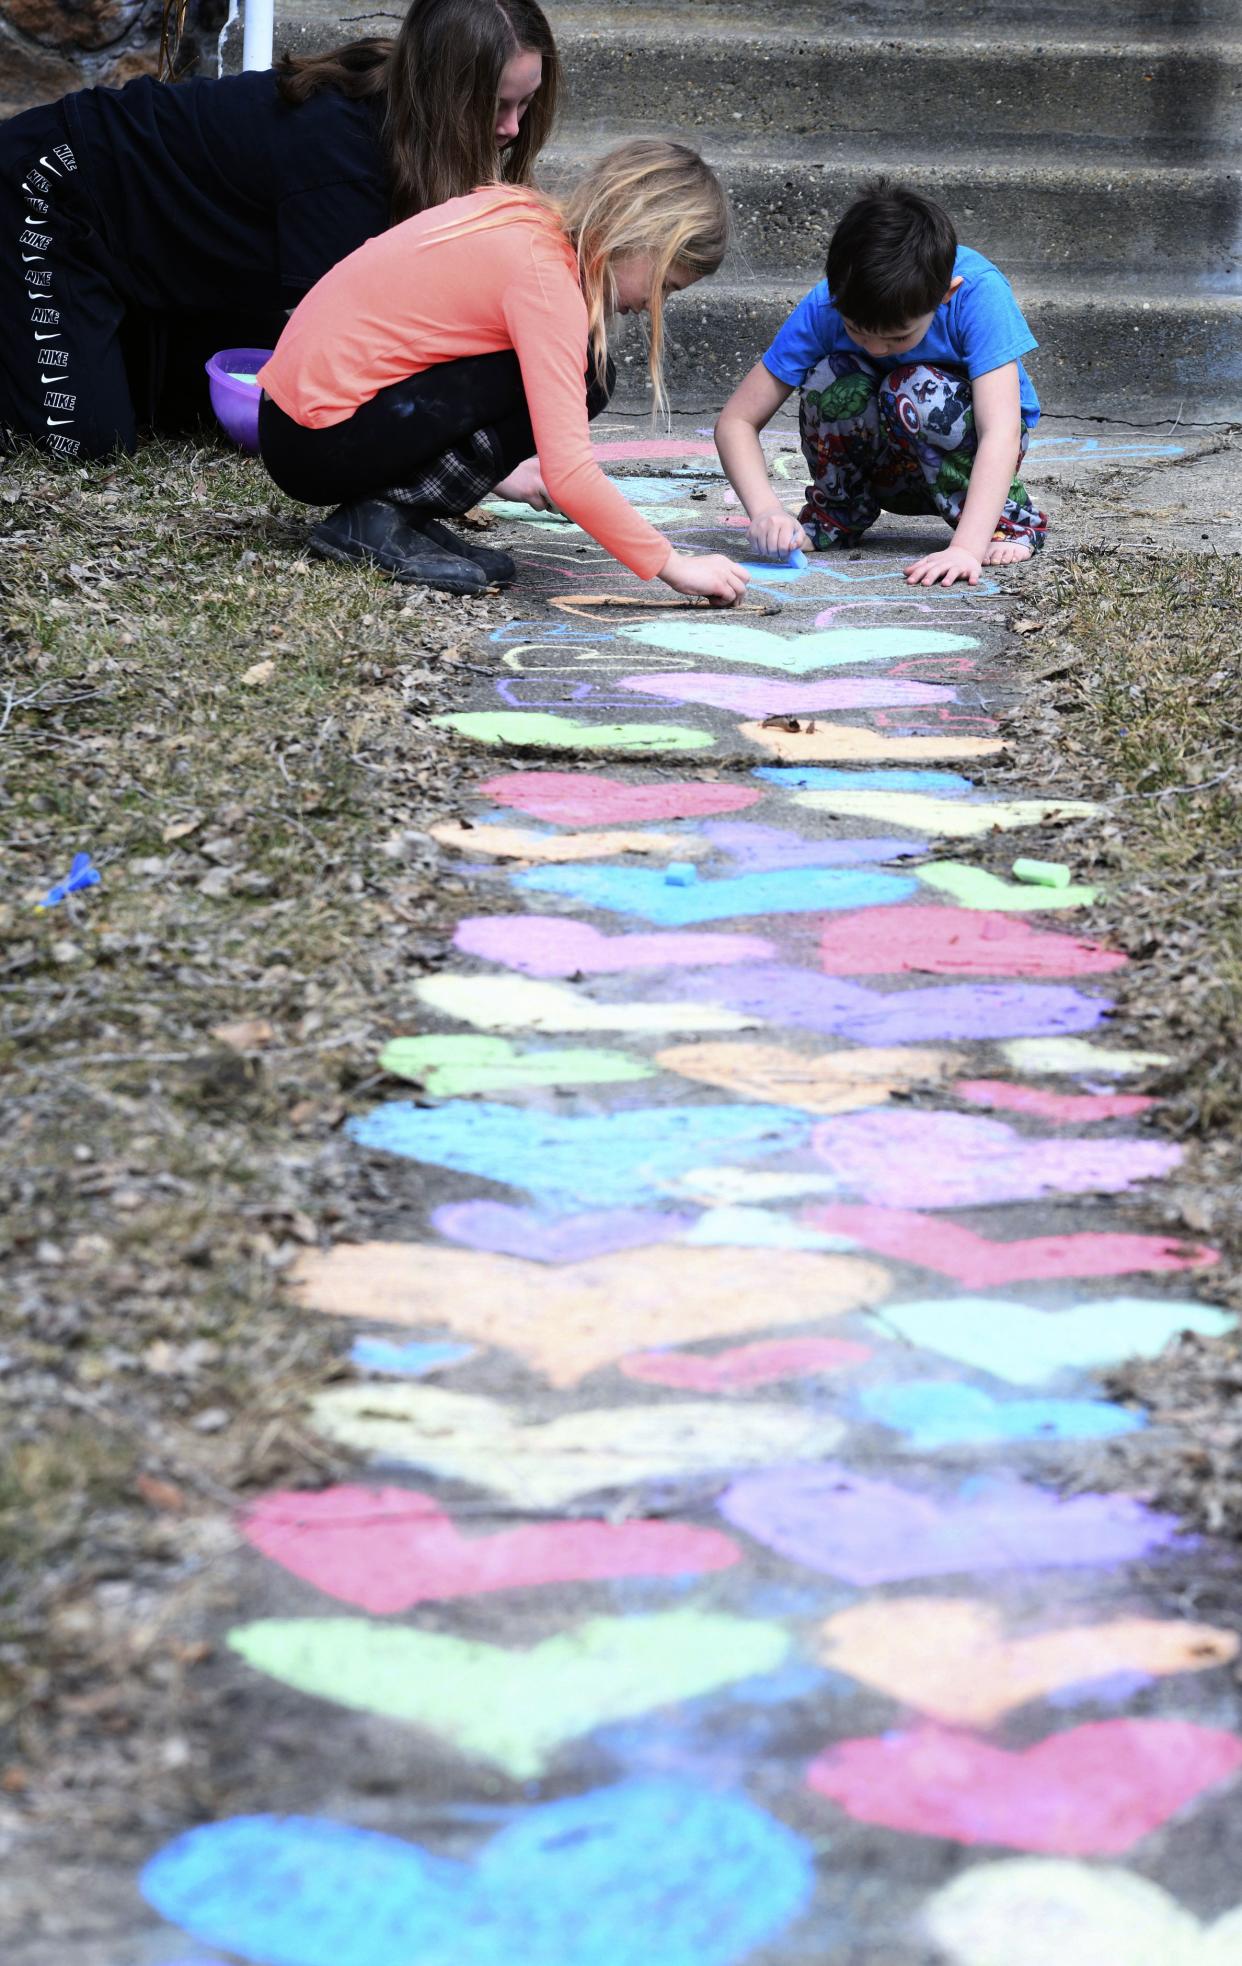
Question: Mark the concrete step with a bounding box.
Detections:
[543,141,1242,286]
[615,274,1242,417]
[549,20,1242,153]
[556,0,1242,27]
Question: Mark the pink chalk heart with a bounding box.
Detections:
[618,674,955,716]
[620,1337,871,1392]
[804,1205,1217,1285]
[809,1111,1180,1209]
[818,907,1126,979]
[806,1721,1242,1855]
[432,1200,694,1263]
[481,771,761,827]
[241,1485,739,1615]
[719,1465,1184,1585]
[954,1079,1156,1123]
[453,915,775,978]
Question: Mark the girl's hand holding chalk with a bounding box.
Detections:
[660,548,750,606]
[746,505,811,561]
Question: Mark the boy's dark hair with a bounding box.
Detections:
[826,179,957,332]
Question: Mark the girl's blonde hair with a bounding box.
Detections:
[557,139,730,418]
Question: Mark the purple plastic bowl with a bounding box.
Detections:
[205,347,274,454]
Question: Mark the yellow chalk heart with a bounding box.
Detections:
[739,719,1002,763]
[656,1041,959,1113]
[818,1597,1237,1729]
[290,1241,890,1386]
[430,823,709,863]
[415,974,755,1034]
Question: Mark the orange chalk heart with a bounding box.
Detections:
[656,1041,959,1114]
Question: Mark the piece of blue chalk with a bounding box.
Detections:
[665,862,698,886]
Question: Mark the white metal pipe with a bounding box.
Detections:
[242,0,274,71]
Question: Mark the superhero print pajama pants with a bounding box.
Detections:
[797,358,1047,552]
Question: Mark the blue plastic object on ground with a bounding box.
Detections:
[37,852,100,909]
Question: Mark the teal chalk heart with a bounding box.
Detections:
[857,1380,1144,1449]
[140,1781,814,1966]
[228,1609,790,1777]
[380,1035,652,1097]
[873,1295,1234,1387]
[617,620,977,675]
[433,712,712,753]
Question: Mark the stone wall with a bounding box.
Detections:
[0,0,220,117]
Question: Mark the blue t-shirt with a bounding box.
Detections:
[763,245,1040,424]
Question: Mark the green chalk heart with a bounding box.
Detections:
[379,1035,652,1096]
[918,863,1097,911]
[434,713,713,754]
[228,1610,789,1777]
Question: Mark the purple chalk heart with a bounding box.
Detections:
[617,673,955,717]
[433,1200,695,1263]
[810,1110,1180,1208]
[700,823,928,874]
[719,1464,1185,1585]
[453,915,774,978]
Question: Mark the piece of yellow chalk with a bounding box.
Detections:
[1012,857,1072,888]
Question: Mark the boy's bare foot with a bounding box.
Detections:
[982,538,1035,566]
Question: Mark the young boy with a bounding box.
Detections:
[715,179,1047,587]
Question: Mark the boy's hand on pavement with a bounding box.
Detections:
[905,544,983,587]
[493,457,559,511]
[746,509,811,559]
[660,549,751,606]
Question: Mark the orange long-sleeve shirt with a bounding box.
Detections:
[258,187,670,580]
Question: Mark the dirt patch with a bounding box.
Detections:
[992,546,1242,1536]
[0,437,514,1858]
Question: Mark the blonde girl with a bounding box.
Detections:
[257,139,750,601]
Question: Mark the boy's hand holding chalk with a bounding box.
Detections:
[745,505,812,562]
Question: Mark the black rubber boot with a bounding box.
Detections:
[308,498,488,595]
[409,513,517,586]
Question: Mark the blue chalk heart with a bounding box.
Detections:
[857,1380,1144,1449]
[510,864,916,926]
[141,1781,814,1966]
[753,767,975,796]
[347,1101,816,1209]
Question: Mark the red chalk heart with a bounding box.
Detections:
[805,1205,1218,1286]
[806,1720,1242,1854]
[954,1079,1156,1123]
[480,771,762,827]
[620,1336,871,1392]
[242,1485,739,1614]
[818,907,1126,978]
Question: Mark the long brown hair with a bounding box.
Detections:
[558,141,730,420]
[276,0,559,221]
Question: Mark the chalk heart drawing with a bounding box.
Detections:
[480,771,762,825]
[229,1609,788,1779]
[140,1782,814,1966]
[289,1242,889,1386]
[756,765,974,796]
[432,1201,694,1264]
[241,1485,740,1615]
[816,1599,1237,1730]
[380,1035,653,1097]
[661,966,1107,1045]
[700,822,928,874]
[741,719,1002,765]
[656,1041,959,1115]
[807,1204,1215,1285]
[617,618,977,674]
[805,1720,1242,1855]
[414,974,756,1034]
[511,864,918,927]
[453,915,776,978]
[797,790,1096,837]
[857,1381,1143,1450]
[434,712,713,754]
[718,1465,1184,1586]
[617,672,956,715]
[345,1100,816,1209]
[310,1385,842,1511]
[918,862,1097,911]
[621,1336,871,1392]
[429,821,710,863]
[1001,1035,1171,1077]
[809,1111,1179,1208]
[817,906,1125,978]
[873,1295,1234,1387]
[351,1336,474,1377]
[925,1859,1242,1966]
[954,1079,1155,1123]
